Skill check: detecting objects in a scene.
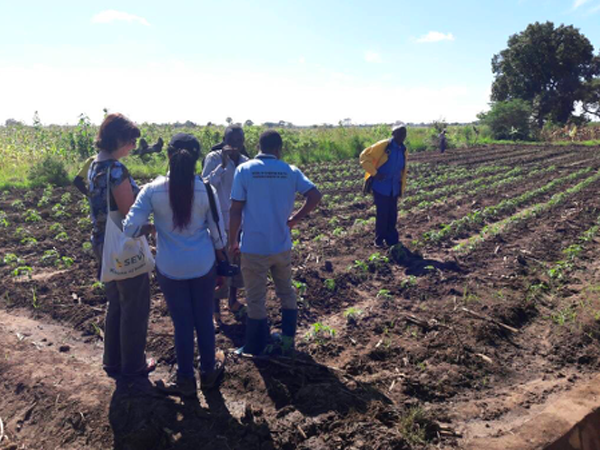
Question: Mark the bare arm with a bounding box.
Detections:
[112,178,135,216]
[287,187,322,229]
[228,200,245,255]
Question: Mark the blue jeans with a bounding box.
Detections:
[373,190,399,246]
[156,266,217,378]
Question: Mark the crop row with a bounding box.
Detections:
[452,172,600,254]
[420,168,593,245]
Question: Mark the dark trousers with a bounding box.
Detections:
[103,274,151,377]
[156,267,217,378]
[373,190,399,246]
[94,244,150,378]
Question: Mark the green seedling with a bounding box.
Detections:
[55,231,69,242]
[24,209,42,223]
[2,253,24,267]
[91,281,104,294]
[377,289,392,300]
[49,222,64,233]
[400,276,418,289]
[32,287,39,309]
[77,217,92,229]
[305,322,337,344]
[293,280,307,296]
[13,265,33,279]
[332,227,346,237]
[40,249,60,267]
[324,278,336,291]
[60,192,72,204]
[24,191,36,202]
[51,203,70,219]
[21,237,38,246]
[11,199,25,210]
[353,259,369,272]
[343,307,363,323]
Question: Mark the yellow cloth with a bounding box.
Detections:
[76,156,95,179]
[359,139,409,196]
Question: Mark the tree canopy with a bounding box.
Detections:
[491,21,600,126]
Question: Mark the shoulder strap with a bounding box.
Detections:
[202,179,225,245]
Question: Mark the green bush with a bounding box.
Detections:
[28,154,70,187]
[477,100,532,140]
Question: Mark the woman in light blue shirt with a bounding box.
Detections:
[123,133,226,396]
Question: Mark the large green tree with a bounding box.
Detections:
[491,22,599,127]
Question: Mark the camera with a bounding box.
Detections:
[216,259,240,277]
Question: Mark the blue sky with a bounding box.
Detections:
[1,0,599,125]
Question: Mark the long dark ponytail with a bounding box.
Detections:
[168,134,201,231]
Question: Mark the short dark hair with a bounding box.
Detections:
[96,113,140,153]
[224,125,244,145]
[259,130,282,153]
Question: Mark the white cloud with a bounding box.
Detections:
[365,51,382,63]
[415,31,455,43]
[92,10,150,26]
[573,0,592,9]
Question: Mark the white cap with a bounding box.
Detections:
[392,122,407,132]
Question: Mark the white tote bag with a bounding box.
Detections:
[100,168,155,283]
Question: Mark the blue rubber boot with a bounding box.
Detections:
[236,318,269,356]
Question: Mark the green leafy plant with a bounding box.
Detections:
[324,278,336,291]
[21,236,38,246]
[40,249,61,267]
[24,209,42,223]
[377,289,392,300]
[55,231,69,242]
[305,322,337,344]
[60,192,72,204]
[343,307,363,323]
[13,265,33,279]
[49,222,64,233]
[32,287,39,309]
[2,253,24,267]
[77,217,92,229]
[51,203,70,219]
[27,154,70,187]
[11,199,25,210]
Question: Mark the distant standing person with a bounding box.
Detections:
[87,113,155,384]
[229,130,322,355]
[202,125,249,322]
[439,129,447,154]
[359,123,408,248]
[123,133,226,395]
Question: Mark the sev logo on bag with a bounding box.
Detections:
[115,249,146,269]
[110,248,148,276]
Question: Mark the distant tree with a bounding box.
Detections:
[244,119,254,127]
[580,78,600,120]
[206,121,213,127]
[491,22,599,127]
[4,118,23,127]
[226,117,233,125]
[477,99,533,140]
[340,118,352,127]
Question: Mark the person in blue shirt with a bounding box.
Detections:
[229,130,322,355]
[123,133,226,396]
[371,124,408,248]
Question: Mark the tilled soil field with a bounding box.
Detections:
[1,144,600,449]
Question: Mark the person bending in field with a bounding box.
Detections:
[202,125,249,323]
[229,130,322,356]
[123,133,226,395]
[87,113,156,386]
[359,123,409,248]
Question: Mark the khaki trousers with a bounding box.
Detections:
[241,250,297,320]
